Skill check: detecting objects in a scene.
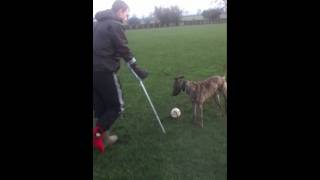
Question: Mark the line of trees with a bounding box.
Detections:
[127,1,227,27]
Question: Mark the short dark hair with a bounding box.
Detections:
[112,0,129,13]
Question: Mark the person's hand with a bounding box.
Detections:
[130,63,148,80]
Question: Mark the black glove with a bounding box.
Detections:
[130,63,148,80]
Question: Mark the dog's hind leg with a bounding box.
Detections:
[217,94,221,104]
[223,94,227,114]
[213,94,223,114]
[214,94,223,110]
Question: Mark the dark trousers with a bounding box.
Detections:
[93,70,124,131]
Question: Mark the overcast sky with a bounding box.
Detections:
[93,0,224,18]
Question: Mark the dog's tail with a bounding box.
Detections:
[222,64,227,98]
[222,64,227,81]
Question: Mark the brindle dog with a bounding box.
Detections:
[172,75,227,128]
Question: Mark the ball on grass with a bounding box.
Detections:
[170,107,181,119]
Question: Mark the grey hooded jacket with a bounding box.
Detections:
[93,10,134,72]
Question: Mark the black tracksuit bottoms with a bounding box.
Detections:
[93,70,124,131]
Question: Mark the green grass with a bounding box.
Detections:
[93,24,227,180]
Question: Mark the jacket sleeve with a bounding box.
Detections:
[110,23,134,63]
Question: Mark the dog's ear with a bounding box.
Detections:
[175,75,184,80]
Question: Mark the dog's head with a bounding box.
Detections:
[172,75,185,96]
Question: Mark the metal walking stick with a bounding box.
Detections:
[128,65,166,134]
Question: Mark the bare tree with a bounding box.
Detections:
[213,0,227,8]
[214,0,227,12]
[202,8,223,21]
[128,15,141,27]
[197,9,202,15]
[154,6,182,26]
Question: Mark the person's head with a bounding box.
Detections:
[112,0,129,22]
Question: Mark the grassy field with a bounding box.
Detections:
[93,24,227,180]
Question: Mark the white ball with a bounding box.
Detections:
[170,107,181,118]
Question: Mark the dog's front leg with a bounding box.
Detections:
[199,103,204,128]
[192,102,197,124]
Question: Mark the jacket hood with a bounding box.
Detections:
[95,10,122,22]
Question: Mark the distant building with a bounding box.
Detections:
[125,12,226,29]
[139,16,160,25]
[219,12,227,19]
[181,15,205,21]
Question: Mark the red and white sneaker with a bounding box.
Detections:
[93,127,105,153]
